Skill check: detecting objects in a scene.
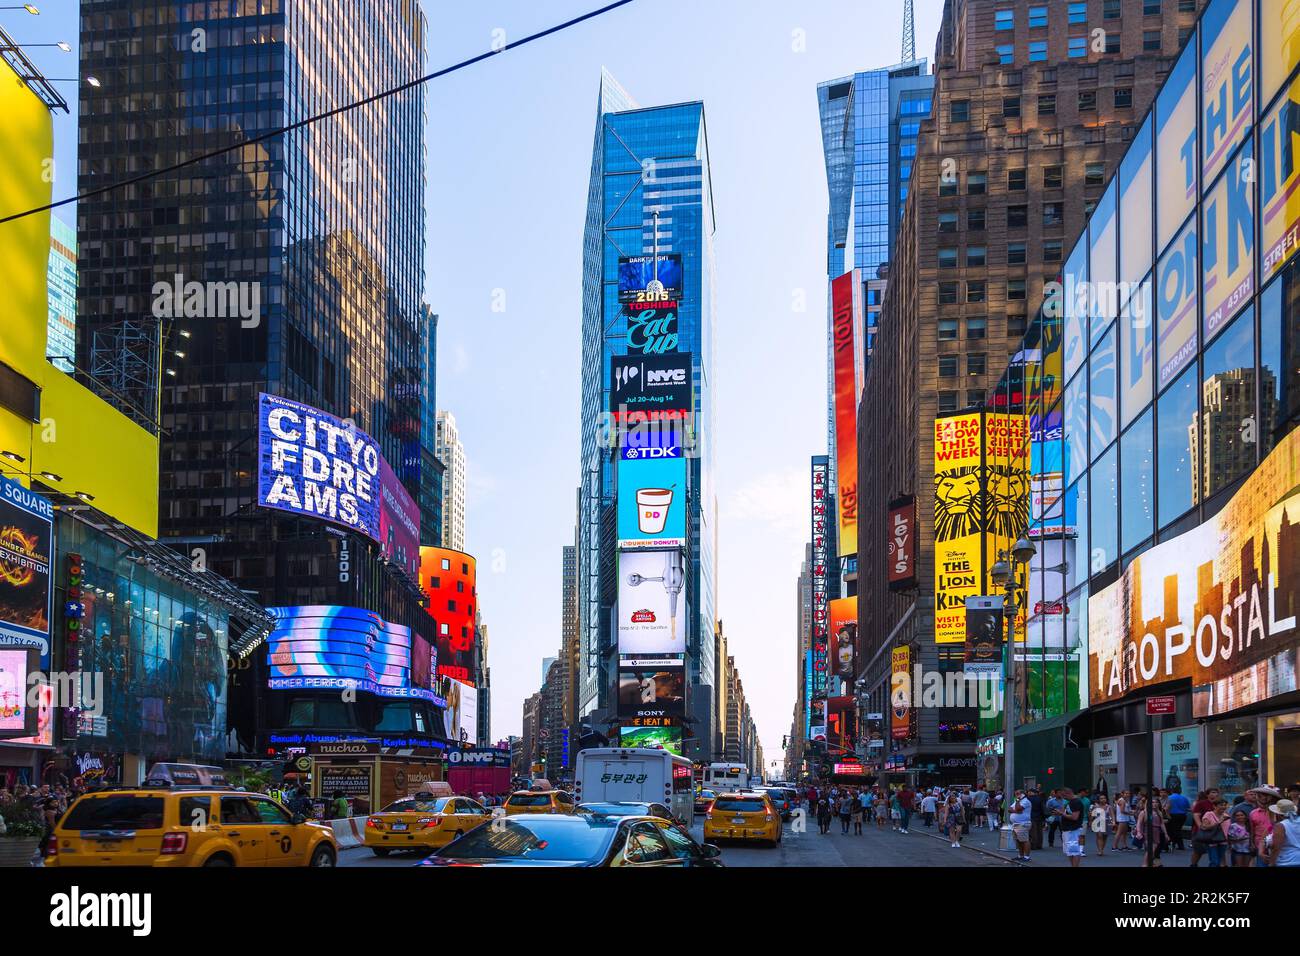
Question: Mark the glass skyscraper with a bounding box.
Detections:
[578,71,718,759]
[46,215,76,373]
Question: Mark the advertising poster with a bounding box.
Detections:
[829,597,857,680]
[265,605,440,703]
[810,457,831,693]
[617,658,685,719]
[1260,0,1300,104]
[1162,726,1201,796]
[934,413,983,644]
[257,393,420,577]
[624,309,679,355]
[831,270,861,558]
[618,254,683,305]
[1156,220,1199,389]
[1200,0,1254,188]
[619,725,682,755]
[890,646,911,740]
[459,683,478,744]
[1261,73,1300,279]
[887,494,917,590]
[419,547,476,685]
[809,693,827,744]
[0,475,53,653]
[1158,40,1199,253]
[610,352,692,421]
[1202,139,1255,342]
[0,647,38,738]
[964,596,1004,677]
[827,695,856,753]
[1088,428,1300,716]
[616,454,687,550]
[617,550,686,656]
[803,652,813,740]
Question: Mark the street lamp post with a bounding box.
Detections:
[989,536,1035,851]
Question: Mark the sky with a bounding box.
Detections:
[13,0,944,772]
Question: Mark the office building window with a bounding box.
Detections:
[1004,95,1021,117]
[967,354,987,376]
[938,281,959,304]
[1029,6,1048,28]
[997,44,1015,64]
[938,248,958,268]
[968,171,987,195]
[968,208,986,230]
[967,280,987,302]
[1068,36,1088,58]
[1007,314,1029,337]
[1043,203,1064,226]
[1008,241,1027,265]
[967,246,987,267]
[1007,279,1027,300]
[1029,41,1048,61]
[1008,168,1027,190]
[1038,93,1056,116]
[1044,239,1064,262]
[1106,32,1121,54]
[1079,90,1098,111]
[996,9,1014,30]
[1043,165,1063,189]
[951,100,971,122]
[1085,162,1106,186]
[1114,87,1132,108]
[938,211,958,233]
[1008,205,1029,228]
[939,356,958,378]
[1069,2,1087,23]
[939,319,959,341]
[1104,0,1121,18]
[1143,30,1161,51]
[939,176,958,197]
[939,391,960,412]
[1144,0,1161,14]
[967,317,987,339]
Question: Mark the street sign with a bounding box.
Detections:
[1145,696,1176,716]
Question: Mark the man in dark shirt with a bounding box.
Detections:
[898,786,915,833]
[1058,786,1086,867]
[1027,786,1046,850]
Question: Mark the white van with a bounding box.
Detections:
[574,747,695,827]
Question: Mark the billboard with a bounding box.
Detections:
[459,681,478,744]
[617,550,686,656]
[810,457,831,697]
[934,414,984,644]
[890,646,911,740]
[0,647,39,738]
[0,475,53,654]
[887,495,917,591]
[257,393,419,578]
[618,724,683,754]
[831,270,861,558]
[618,254,683,305]
[610,353,692,421]
[829,597,857,680]
[1200,0,1254,189]
[1260,0,1300,104]
[617,453,687,550]
[625,308,679,355]
[964,596,1004,677]
[1260,72,1300,280]
[419,547,477,685]
[265,605,443,703]
[1088,427,1300,717]
[1202,139,1255,341]
[617,658,685,719]
[1157,39,1199,253]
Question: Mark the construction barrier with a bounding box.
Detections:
[330,816,369,848]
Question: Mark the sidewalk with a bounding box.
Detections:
[900,818,1177,868]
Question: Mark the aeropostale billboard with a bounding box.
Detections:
[1088,427,1300,717]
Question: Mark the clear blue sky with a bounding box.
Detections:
[14,0,943,770]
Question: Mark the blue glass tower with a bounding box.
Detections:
[578,71,717,759]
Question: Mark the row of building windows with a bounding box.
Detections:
[995,0,1195,31]
[953,86,1134,123]
[939,163,1108,196]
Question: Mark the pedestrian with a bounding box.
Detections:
[1045,789,1065,848]
[1227,808,1254,867]
[877,789,889,830]
[971,784,988,830]
[817,796,832,835]
[851,795,864,835]
[1027,786,1046,850]
[1166,787,1190,850]
[1268,799,1300,867]
[1248,785,1281,867]
[1136,800,1169,867]
[988,788,1002,831]
[890,790,902,831]
[1114,790,1133,851]
[944,792,965,849]
[921,789,937,827]
[1193,799,1230,867]
[1008,788,1032,862]
[1187,789,1217,866]
[898,784,914,833]
[838,792,853,833]
[330,790,349,820]
[1057,786,1086,868]
[1089,794,1111,856]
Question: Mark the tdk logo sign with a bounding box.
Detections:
[623,445,679,460]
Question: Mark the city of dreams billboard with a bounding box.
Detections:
[257,393,419,578]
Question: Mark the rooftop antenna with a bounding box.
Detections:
[902,0,915,62]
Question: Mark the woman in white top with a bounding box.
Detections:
[1113,790,1133,851]
[1089,793,1112,856]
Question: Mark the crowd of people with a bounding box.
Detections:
[797,779,1300,867]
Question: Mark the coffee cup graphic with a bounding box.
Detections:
[636,487,673,534]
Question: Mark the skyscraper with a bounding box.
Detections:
[76,0,437,755]
[578,70,717,761]
[435,410,466,552]
[47,216,76,373]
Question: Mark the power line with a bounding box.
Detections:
[0,0,637,225]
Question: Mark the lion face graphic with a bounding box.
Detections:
[935,467,981,542]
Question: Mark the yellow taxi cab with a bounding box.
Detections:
[503,788,577,816]
[702,789,782,847]
[365,794,489,855]
[45,784,338,867]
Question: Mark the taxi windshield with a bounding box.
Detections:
[380,797,451,813]
[62,795,166,830]
[507,793,554,807]
[712,797,766,813]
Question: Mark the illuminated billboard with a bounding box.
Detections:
[934,414,984,645]
[1156,38,1198,252]
[419,547,477,685]
[257,393,419,578]
[0,475,53,654]
[618,254,683,305]
[617,658,685,719]
[887,494,917,590]
[829,597,856,680]
[1260,0,1300,103]
[617,550,686,656]
[890,646,910,740]
[625,308,679,355]
[618,724,683,754]
[831,271,861,558]
[610,352,692,420]
[1261,71,1300,279]
[1202,139,1254,342]
[1089,428,1300,718]
[265,605,442,703]
[0,647,38,738]
[441,679,477,744]
[1200,0,1254,189]
[617,454,687,550]
[810,456,831,697]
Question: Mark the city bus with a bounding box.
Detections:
[703,762,750,793]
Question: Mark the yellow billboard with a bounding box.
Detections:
[1202,139,1255,342]
[1156,40,1198,253]
[1261,72,1300,280]
[1200,0,1253,188]
[1260,0,1300,107]
[934,413,983,644]
[0,59,159,538]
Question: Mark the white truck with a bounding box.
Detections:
[573,747,695,827]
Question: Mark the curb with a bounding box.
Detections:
[908,823,1026,865]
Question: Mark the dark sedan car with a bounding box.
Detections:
[417,814,723,868]
[577,801,675,821]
